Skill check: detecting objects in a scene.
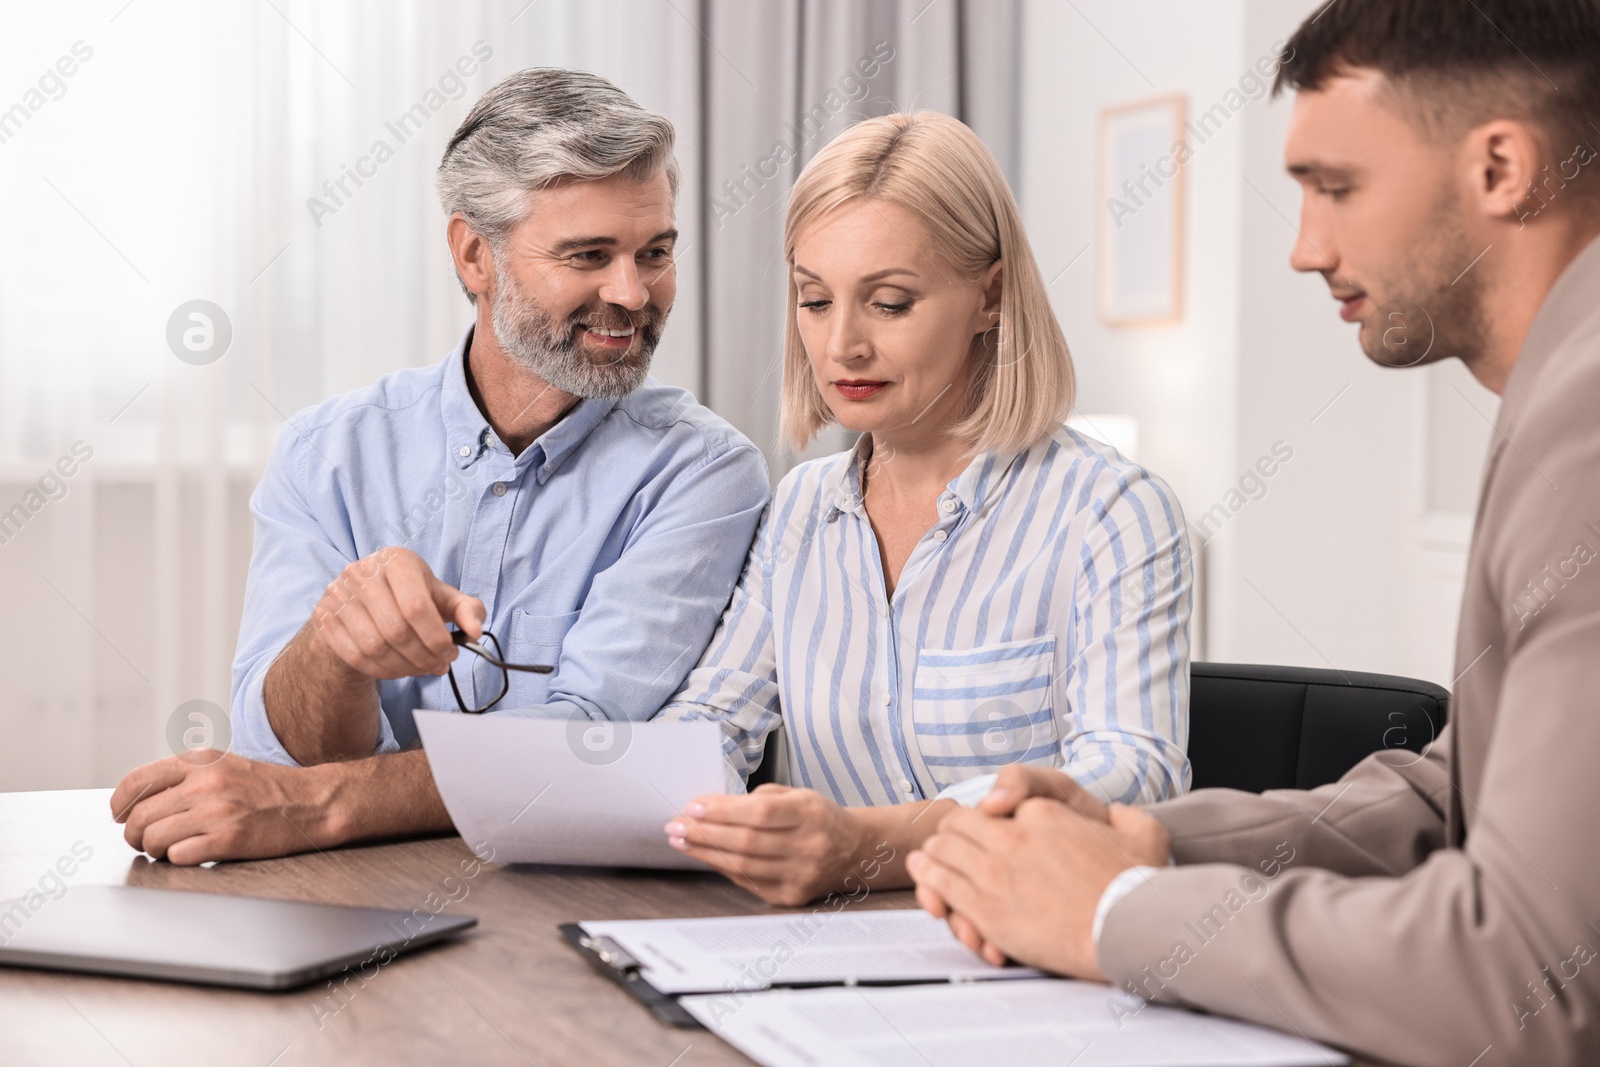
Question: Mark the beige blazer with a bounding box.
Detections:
[1099,235,1600,1067]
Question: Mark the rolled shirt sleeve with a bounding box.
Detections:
[230,421,368,766]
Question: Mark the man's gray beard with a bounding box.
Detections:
[489,270,661,400]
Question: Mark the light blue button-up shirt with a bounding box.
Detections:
[230,326,769,765]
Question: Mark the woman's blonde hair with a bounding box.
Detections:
[781,111,1075,455]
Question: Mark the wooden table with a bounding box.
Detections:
[0,789,917,1067]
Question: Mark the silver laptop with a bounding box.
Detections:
[0,885,476,990]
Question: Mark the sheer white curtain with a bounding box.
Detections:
[0,0,1018,790]
[0,1,259,791]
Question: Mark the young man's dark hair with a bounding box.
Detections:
[1277,0,1600,186]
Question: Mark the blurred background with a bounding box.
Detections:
[0,0,1496,790]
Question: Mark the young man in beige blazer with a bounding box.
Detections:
[905,1,1600,1064]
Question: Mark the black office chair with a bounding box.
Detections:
[1188,662,1450,793]
[747,661,1450,794]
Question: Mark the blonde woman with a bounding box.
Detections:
[659,112,1192,906]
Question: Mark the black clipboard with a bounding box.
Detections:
[559,923,701,1028]
[560,920,1023,1029]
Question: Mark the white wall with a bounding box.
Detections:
[1020,0,1491,685]
[1226,0,1428,679]
[1019,0,1248,532]
[1019,0,1247,658]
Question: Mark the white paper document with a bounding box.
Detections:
[578,909,1042,994]
[414,711,724,870]
[680,979,1348,1067]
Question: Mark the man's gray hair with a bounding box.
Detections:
[436,67,679,301]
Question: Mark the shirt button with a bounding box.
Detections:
[940,499,957,514]
[492,482,507,497]
[899,779,914,795]
[457,445,472,458]
[881,692,892,707]
[932,529,948,543]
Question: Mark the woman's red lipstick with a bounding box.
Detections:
[834,380,889,400]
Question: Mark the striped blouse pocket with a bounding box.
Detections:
[911,634,1060,791]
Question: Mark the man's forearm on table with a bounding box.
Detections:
[319,747,454,846]
[263,625,382,765]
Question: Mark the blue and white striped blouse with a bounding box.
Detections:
[659,424,1193,807]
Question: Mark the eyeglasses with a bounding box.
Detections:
[448,629,555,714]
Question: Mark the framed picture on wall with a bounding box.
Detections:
[1098,94,1187,326]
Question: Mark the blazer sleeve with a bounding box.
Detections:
[1151,734,1451,877]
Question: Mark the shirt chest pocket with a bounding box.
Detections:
[911,634,1059,790]
[506,608,580,708]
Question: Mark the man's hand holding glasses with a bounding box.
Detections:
[309,546,554,713]
[311,546,487,681]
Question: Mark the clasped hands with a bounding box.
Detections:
[907,765,1171,981]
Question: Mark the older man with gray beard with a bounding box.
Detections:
[110,68,768,863]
